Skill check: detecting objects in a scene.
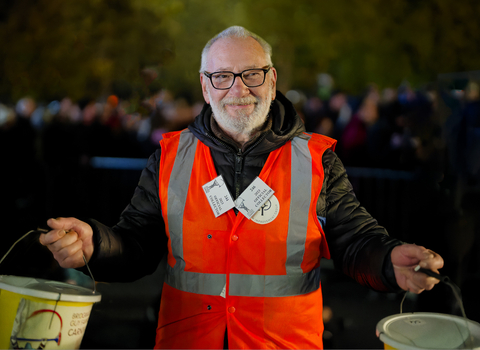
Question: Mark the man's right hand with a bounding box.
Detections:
[39,217,94,269]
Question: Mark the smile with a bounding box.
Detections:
[226,104,255,110]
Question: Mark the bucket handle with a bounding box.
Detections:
[0,229,97,294]
[399,267,474,348]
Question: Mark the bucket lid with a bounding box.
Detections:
[0,275,101,303]
[376,312,480,350]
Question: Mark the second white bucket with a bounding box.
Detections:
[376,312,480,349]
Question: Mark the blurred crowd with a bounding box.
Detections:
[0,78,466,174]
[301,80,447,173]
[0,90,203,162]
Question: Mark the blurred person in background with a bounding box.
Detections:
[1,98,39,227]
[441,80,480,321]
[0,98,57,279]
[39,26,444,349]
[340,85,380,166]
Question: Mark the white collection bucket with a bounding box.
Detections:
[376,312,480,349]
[0,275,101,349]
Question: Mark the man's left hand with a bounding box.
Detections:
[391,244,444,293]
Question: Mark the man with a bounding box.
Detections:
[40,26,444,349]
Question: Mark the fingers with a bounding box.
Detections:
[47,230,79,253]
[406,271,440,294]
[46,217,71,230]
[39,217,94,268]
[39,227,67,246]
[46,217,83,237]
[392,244,444,272]
[51,232,85,268]
[392,244,445,293]
[417,249,444,273]
[40,217,77,246]
[41,229,85,268]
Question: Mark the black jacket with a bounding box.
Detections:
[86,91,402,292]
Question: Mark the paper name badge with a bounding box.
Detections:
[202,175,235,217]
[235,177,274,219]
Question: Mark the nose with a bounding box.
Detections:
[228,74,250,97]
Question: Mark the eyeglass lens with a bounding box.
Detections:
[211,69,266,89]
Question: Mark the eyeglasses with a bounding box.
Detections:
[204,66,271,90]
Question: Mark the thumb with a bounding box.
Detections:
[406,245,434,261]
[47,217,75,231]
[392,244,431,267]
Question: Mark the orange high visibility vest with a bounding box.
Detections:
[156,129,336,349]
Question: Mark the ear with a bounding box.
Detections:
[270,67,278,101]
[200,73,210,104]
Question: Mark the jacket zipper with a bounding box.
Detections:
[205,131,268,199]
[234,149,243,199]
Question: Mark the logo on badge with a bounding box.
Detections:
[251,195,280,224]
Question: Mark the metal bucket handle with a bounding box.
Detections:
[0,228,96,294]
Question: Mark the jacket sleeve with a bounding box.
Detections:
[319,149,403,292]
[84,148,168,283]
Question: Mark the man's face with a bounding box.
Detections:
[200,37,277,137]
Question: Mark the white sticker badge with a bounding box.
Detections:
[251,194,280,224]
[235,177,274,219]
[202,175,235,217]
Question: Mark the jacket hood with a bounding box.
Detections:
[188,91,305,155]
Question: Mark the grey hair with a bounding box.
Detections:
[200,26,273,72]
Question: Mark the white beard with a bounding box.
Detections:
[207,85,273,139]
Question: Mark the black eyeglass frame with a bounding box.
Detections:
[203,66,272,90]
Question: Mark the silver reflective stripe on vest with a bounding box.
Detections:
[165,265,226,295]
[167,130,198,274]
[165,130,226,296]
[166,133,320,297]
[229,267,320,297]
[286,136,313,275]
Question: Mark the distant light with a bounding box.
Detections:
[48,100,61,115]
[452,89,464,99]
[90,157,148,170]
[345,167,414,180]
[286,90,302,104]
[317,73,334,89]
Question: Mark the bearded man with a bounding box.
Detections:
[40,26,444,349]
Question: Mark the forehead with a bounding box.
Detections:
[206,37,268,72]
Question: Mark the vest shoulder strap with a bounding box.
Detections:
[162,129,185,141]
[299,132,337,151]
